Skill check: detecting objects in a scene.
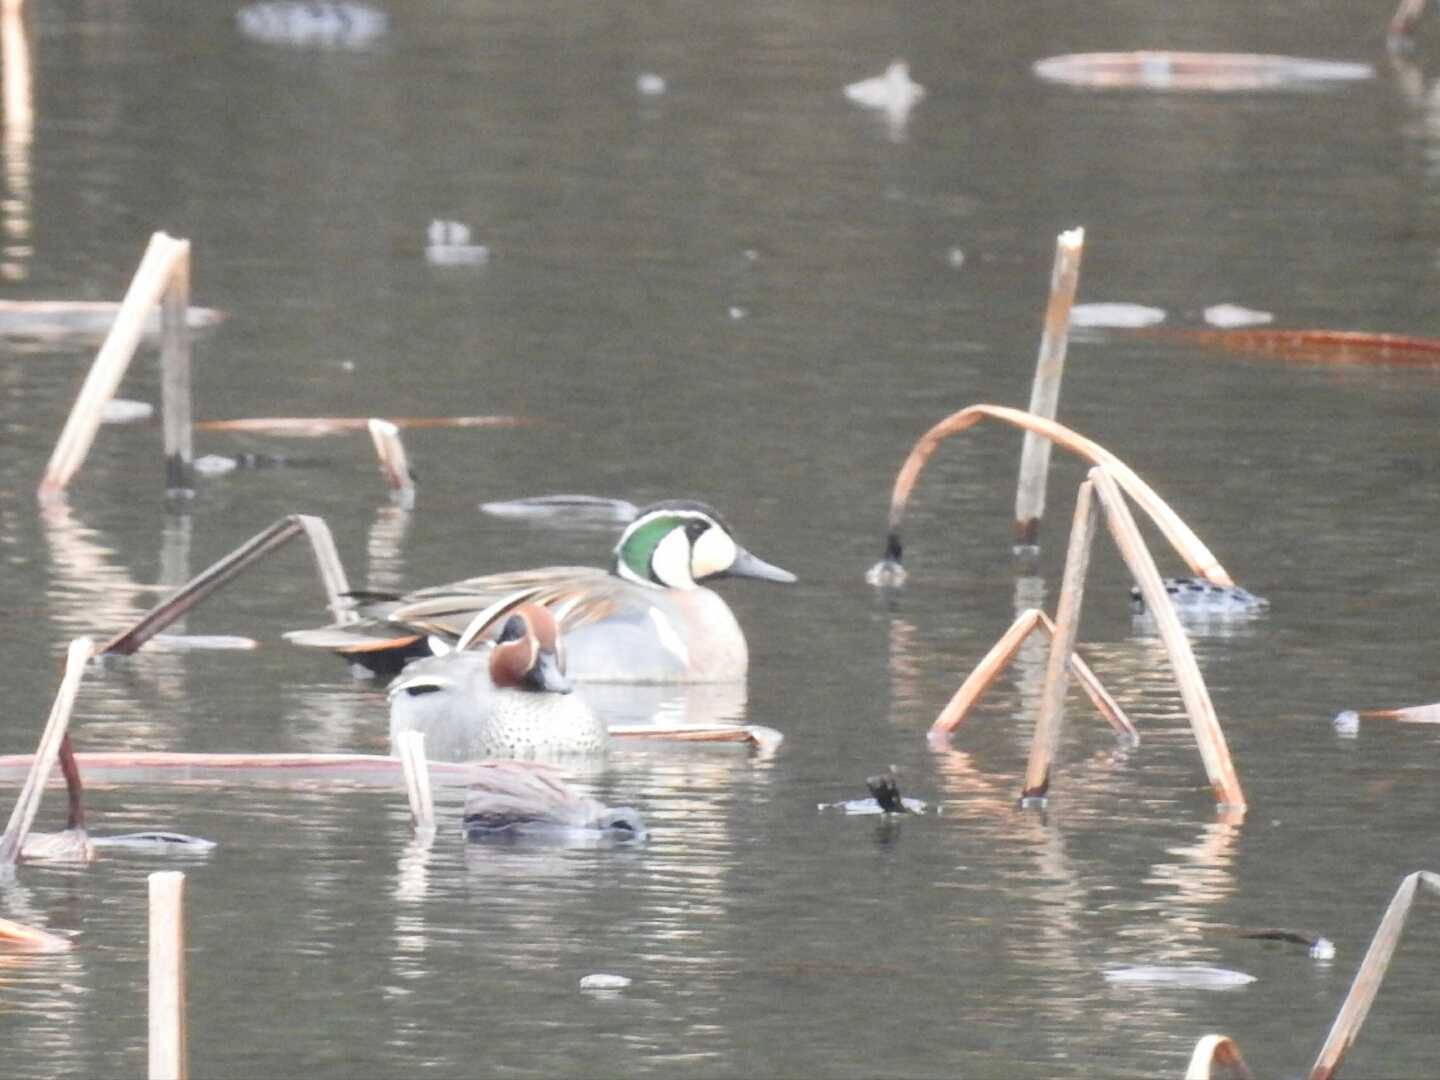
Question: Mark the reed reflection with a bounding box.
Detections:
[1,0,32,283]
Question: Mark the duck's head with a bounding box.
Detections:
[490,603,572,694]
[611,500,797,590]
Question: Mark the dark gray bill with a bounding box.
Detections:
[730,547,798,584]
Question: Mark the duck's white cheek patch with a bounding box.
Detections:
[648,608,690,667]
[651,528,694,587]
[690,527,736,580]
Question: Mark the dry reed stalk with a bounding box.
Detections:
[38,232,189,501]
[1022,478,1097,799]
[193,415,537,436]
[1185,1034,1254,1079]
[367,418,415,508]
[1089,466,1245,809]
[1014,227,1084,548]
[928,609,1135,742]
[1308,870,1440,1080]
[1357,703,1440,724]
[0,752,487,787]
[871,404,1234,588]
[20,731,95,863]
[160,243,193,495]
[1,0,32,135]
[1390,0,1429,45]
[0,637,93,870]
[148,870,188,1080]
[98,514,353,655]
[0,915,71,953]
[608,724,784,755]
[395,731,435,834]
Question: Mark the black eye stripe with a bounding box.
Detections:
[403,684,443,697]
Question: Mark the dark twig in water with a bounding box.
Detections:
[865,768,910,814]
[99,514,352,655]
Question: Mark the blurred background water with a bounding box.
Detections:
[4,0,1440,1075]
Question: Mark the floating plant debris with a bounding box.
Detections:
[195,415,537,437]
[1131,577,1269,615]
[0,300,225,343]
[425,220,490,267]
[1203,304,1273,328]
[100,398,154,424]
[1123,327,1440,366]
[479,495,641,525]
[580,973,632,991]
[236,1,387,48]
[1103,965,1256,989]
[91,831,218,853]
[1033,51,1373,92]
[1069,302,1166,329]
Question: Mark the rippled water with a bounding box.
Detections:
[5,0,1440,1076]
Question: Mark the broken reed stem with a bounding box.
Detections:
[2,0,32,134]
[0,637,92,869]
[38,232,190,501]
[1389,0,1428,46]
[1308,871,1440,1080]
[928,609,1135,742]
[99,514,353,655]
[608,724,785,755]
[1186,1034,1254,1080]
[396,731,435,835]
[160,242,193,497]
[148,870,188,1080]
[1089,466,1245,809]
[0,915,72,953]
[877,404,1235,588]
[1357,703,1440,724]
[1021,477,1097,800]
[367,418,415,509]
[1014,226,1084,549]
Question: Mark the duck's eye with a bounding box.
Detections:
[403,683,443,698]
[685,519,708,541]
[497,614,528,644]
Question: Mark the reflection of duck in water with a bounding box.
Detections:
[463,761,647,846]
[388,605,607,762]
[289,500,797,682]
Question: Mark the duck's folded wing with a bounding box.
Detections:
[461,761,599,828]
[389,568,635,642]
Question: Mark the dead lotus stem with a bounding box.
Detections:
[1308,870,1440,1080]
[1022,476,1097,799]
[367,418,415,508]
[879,404,1234,587]
[193,415,538,436]
[0,915,72,954]
[1389,0,1429,46]
[929,609,1135,742]
[1357,703,1440,724]
[160,244,193,495]
[0,637,93,868]
[148,870,188,1080]
[608,724,784,755]
[99,514,352,656]
[1014,227,1084,548]
[38,232,190,501]
[1089,466,1245,810]
[395,731,435,834]
[1185,1034,1254,1080]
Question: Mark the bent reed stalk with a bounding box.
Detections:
[871,404,1235,588]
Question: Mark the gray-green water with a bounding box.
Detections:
[4,1,1440,1076]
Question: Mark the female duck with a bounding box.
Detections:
[291,499,796,683]
[388,604,608,762]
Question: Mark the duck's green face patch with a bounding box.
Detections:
[615,509,725,588]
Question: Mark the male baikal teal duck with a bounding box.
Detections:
[388,603,608,762]
[286,500,797,683]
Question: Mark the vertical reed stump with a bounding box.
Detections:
[148,870,188,1080]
